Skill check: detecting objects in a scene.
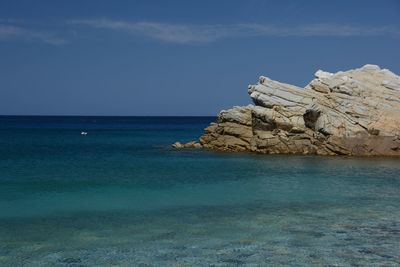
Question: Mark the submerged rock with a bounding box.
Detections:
[177,65,400,156]
[172,141,201,149]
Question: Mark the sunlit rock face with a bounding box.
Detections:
[195,64,400,156]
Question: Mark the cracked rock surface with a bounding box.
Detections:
[193,65,400,155]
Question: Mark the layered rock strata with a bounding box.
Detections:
[176,65,400,156]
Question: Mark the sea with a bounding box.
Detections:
[0,116,399,266]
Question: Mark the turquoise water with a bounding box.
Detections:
[0,116,399,266]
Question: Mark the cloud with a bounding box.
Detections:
[0,24,66,45]
[1,19,397,45]
[68,20,234,44]
[69,19,400,44]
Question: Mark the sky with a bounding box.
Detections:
[0,0,399,116]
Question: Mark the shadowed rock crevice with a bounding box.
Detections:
[175,65,400,156]
[303,109,320,130]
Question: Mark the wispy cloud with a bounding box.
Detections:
[69,19,400,44]
[1,18,398,45]
[242,24,399,37]
[68,20,234,44]
[0,24,66,45]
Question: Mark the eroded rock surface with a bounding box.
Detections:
[178,65,400,156]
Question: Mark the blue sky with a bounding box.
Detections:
[0,0,399,116]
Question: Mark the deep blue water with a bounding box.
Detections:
[0,116,399,266]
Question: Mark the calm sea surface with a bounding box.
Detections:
[0,116,399,266]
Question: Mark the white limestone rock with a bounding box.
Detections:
[197,65,400,156]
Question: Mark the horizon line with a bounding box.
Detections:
[0,114,218,117]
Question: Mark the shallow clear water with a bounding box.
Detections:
[0,116,399,266]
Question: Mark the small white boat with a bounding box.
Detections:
[81,131,88,135]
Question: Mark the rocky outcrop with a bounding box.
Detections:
[177,65,400,156]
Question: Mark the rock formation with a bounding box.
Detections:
[176,65,400,156]
[172,141,202,149]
